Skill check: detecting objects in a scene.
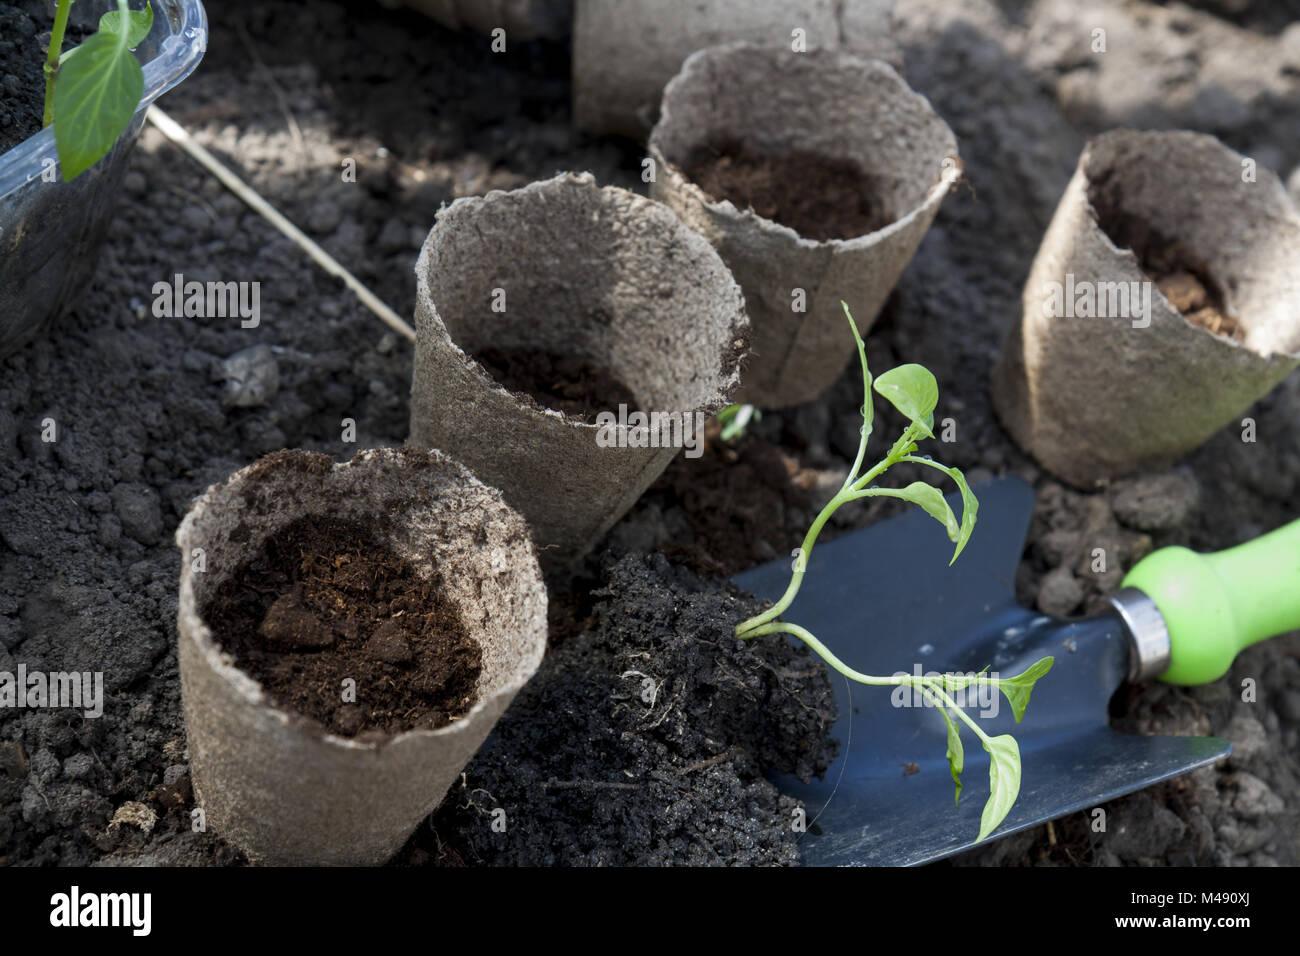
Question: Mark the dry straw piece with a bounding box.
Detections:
[649,42,959,408]
[409,172,748,567]
[176,447,547,865]
[573,0,900,137]
[992,130,1300,488]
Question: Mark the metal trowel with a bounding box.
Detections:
[732,475,1300,866]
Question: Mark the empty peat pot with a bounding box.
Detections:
[573,0,900,137]
[176,447,547,865]
[409,172,748,567]
[649,42,959,408]
[991,130,1300,488]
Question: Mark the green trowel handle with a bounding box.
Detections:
[1123,518,1300,685]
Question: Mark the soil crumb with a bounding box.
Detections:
[1087,182,1244,341]
[412,552,838,867]
[472,347,639,422]
[203,517,481,737]
[681,137,894,240]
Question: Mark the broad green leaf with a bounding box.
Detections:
[874,364,938,438]
[99,4,154,49]
[977,734,1022,842]
[942,709,964,806]
[893,481,960,542]
[997,656,1055,723]
[53,28,143,180]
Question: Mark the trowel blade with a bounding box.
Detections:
[731,476,1231,866]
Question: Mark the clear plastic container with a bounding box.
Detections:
[0,0,208,358]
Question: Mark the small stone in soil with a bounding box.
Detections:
[221,345,280,409]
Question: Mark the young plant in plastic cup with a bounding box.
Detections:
[43,0,153,179]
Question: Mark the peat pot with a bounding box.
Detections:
[176,447,547,865]
[0,0,208,359]
[991,130,1300,488]
[649,42,959,408]
[573,0,899,137]
[409,172,748,568]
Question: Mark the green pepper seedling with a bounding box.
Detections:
[734,302,1054,842]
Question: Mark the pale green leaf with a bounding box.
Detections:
[53,28,143,180]
[944,464,979,565]
[899,456,980,565]
[997,656,1055,724]
[99,4,154,49]
[942,709,964,807]
[977,734,1022,842]
[893,481,960,542]
[874,364,938,438]
[841,302,873,484]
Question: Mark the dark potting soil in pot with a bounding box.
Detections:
[471,347,639,423]
[0,3,93,152]
[1087,183,1245,342]
[680,137,895,241]
[202,516,482,738]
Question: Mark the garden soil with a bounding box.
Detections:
[1,0,1298,866]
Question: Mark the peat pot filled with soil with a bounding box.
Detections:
[176,447,547,865]
[409,171,748,569]
[649,42,959,408]
[992,129,1300,488]
[0,0,208,359]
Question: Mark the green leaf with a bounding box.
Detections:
[717,403,759,442]
[897,455,980,564]
[997,656,1055,724]
[99,4,154,49]
[52,26,142,181]
[841,302,874,482]
[977,734,1022,842]
[942,464,979,565]
[874,365,938,438]
[942,709,964,807]
[892,481,960,542]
